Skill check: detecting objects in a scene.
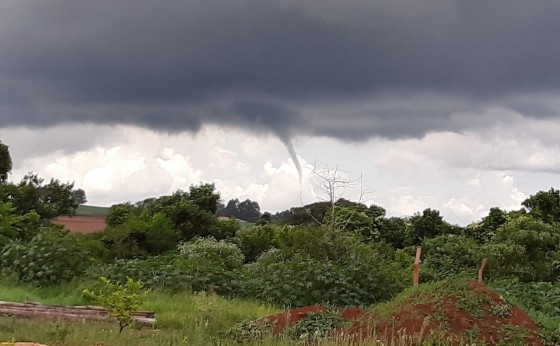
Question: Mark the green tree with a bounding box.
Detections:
[137,191,219,240]
[255,211,272,225]
[220,198,262,222]
[0,141,12,183]
[522,188,560,224]
[84,277,146,333]
[0,173,79,220]
[102,212,181,258]
[379,217,408,249]
[188,183,221,214]
[72,188,87,205]
[106,203,136,227]
[406,208,451,245]
[464,207,507,243]
[0,201,41,247]
[482,216,560,281]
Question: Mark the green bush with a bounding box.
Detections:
[177,237,245,295]
[84,277,146,333]
[273,225,356,261]
[89,253,189,292]
[234,225,278,262]
[102,212,181,258]
[422,235,482,280]
[491,279,560,344]
[482,216,560,281]
[93,238,245,295]
[239,241,409,307]
[287,310,345,340]
[208,217,240,240]
[323,206,380,241]
[0,229,92,285]
[378,217,408,249]
[0,201,41,248]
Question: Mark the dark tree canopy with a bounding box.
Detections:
[188,183,221,214]
[407,208,452,245]
[0,141,12,183]
[72,188,87,205]
[218,198,262,222]
[522,188,560,224]
[0,173,79,220]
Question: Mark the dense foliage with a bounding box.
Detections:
[1,229,92,285]
[0,141,11,183]
[1,139,559,342]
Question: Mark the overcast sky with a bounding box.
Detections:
[2,0,560,225]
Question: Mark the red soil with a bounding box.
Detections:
[53,216,107,234]
[258,282,543,345]
[258,306,365,335]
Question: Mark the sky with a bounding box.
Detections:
[1,0,560,225]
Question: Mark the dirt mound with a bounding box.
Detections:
[256,281,543,345]
[257,305,365,335]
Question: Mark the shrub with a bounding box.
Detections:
[89,253,189,292]
[324,206,379,241]
[378,217,408,249]
[287,310,345,340]
[84,277,146,333]
[0,201,41,248]
[102,213,181,258]
[273,225,356,261]
[491,279,560,344]
[0,229,92,285]
[482,216,560,281]
[234,225,278,262]
[176,237,245,295]
[208,217,240,240]
[422,235,482,280]
[239,241,409,307]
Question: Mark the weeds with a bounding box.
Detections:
[287,310,345,341]
[490,301,512,318]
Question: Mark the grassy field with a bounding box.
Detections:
[75,205,110,216]
[0,280,554,345]
[0,280,281,345]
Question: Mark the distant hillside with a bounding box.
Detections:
[75,205,110,216]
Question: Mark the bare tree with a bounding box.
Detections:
[300,162,370,229]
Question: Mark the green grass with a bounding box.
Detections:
[0,279,88,306]
[238,220,256,228]
[489,280,560,345]
[75,205,110,216]
[0,280,282,345]
[0,279,549,345]
[0,280,464,346]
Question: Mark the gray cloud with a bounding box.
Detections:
[1,0,560,140]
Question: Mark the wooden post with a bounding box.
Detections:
[413,246,422,286]
[478,258,488,283]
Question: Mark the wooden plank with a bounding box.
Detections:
[0,301,155,326]
[413,246,422,287]
[478,257,489,283]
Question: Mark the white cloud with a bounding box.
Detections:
[3,119,560,225]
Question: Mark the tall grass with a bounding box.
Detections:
[0,280,280,345]
[0,278,88,306]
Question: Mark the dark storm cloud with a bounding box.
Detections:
[1,0,560,139]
